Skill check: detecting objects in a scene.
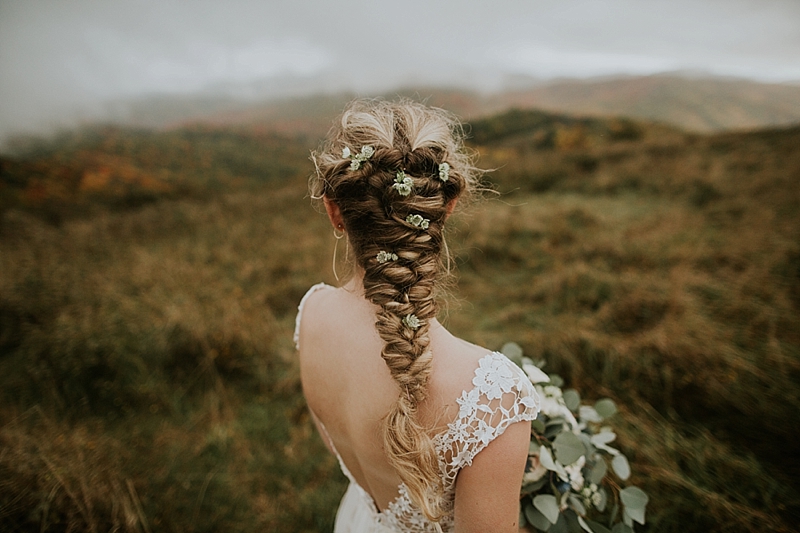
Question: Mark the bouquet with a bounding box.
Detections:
[502,343,649,533]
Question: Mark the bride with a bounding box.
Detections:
[294,99,540,532]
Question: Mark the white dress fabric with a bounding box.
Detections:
[295,283,541,533]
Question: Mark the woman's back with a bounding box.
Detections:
[297,281,483,506]
[297,282,539,532]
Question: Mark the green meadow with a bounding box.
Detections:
[1,108,798,532]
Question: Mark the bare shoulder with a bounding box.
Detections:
[297,283,387,406]
[424,326,494,424]
[296,283,345,354]
[453,417,530,532]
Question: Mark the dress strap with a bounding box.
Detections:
[293,282,333,350]
[436,352,540,480]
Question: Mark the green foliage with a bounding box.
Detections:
[518,349,647,532]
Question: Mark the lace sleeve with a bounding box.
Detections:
[294,283,332,350]
[436,352,540,480]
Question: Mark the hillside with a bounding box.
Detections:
[1,110,799,532]
[0,125,314,223]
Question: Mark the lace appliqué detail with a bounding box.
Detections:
[379,352,540,532]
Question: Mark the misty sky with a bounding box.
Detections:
[1,0,799,138]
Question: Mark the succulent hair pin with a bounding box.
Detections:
[392,171,413,196]
[402,314,421,330]
[438,162,450,182]
[342,145,375,171]
[406,214,430,230]
[376,251,398,263]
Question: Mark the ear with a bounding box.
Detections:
[323,196,345,231]
[444,197,458,219]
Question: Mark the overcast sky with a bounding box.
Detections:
[1,0,799,139]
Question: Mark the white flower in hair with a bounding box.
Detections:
[392,171,413,196]
[376,251,398,263]
[406,213,430,229]
[438,162,450,181]
[402,314,421,330]
[343,145,375,170]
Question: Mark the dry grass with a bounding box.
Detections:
[1,114,799,531]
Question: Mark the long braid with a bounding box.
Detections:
[311,99,478,521]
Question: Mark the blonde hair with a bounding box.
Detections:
[311,99,479,520]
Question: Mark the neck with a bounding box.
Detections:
[341,271,444,335]
[342,273,366,297]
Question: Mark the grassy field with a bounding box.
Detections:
[1,109,798,532]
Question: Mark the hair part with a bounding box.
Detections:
[311,99,480,520]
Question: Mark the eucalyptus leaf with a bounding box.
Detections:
[594,442,620,456]
[551,514,569,533]
[610,503,619,525]
[586,520,612,533]
[611,524,633,533]
[563,389,581,411]
[501,342,524,365]
[532,419,546,434]
[594,398,617,418]
[569,495,587,516]
[589,458,607,485]
[620,486,648,509]
[577,515,593,533]
[564,510,583,533]
[524,363,552,384]
[525,502,552,531]
[549,374,565,388]
[546,417,567,428]
[612,454,631,480]
[545,424,567,440]
[596,487,608,512]
[622,510,633,528]
[539,445,558,471]
[620,486,648,525]
[534,495,561,525]
[554,431,585,465]
[590,431,616,445]
[577,433,594,454]
[520,510,527,528]
[579,406,602,423]
[530,441,541,455]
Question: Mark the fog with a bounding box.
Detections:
[1,0,799,140]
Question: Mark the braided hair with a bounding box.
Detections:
[310,99,479,521]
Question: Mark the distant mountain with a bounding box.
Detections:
[494,74,800,132]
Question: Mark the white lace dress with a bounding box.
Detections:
[295,283,540,533]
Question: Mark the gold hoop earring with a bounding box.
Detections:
[442,233,451,275]
[332,225,345,281]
